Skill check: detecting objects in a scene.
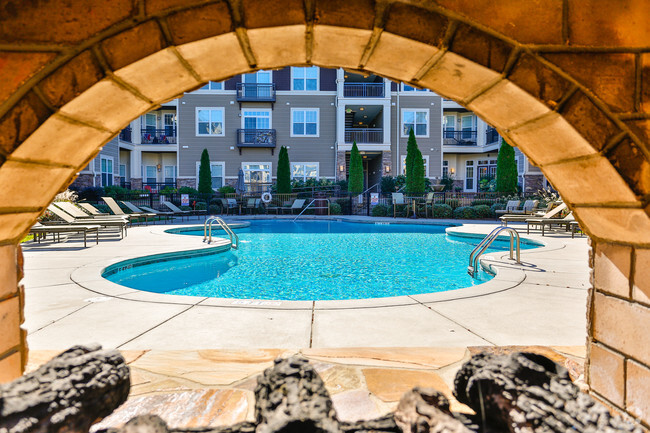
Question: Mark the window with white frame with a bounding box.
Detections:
[164,166,176,184]
[465,160,474,191]
[291,163,319,181]
[144,166,157,184]
[119,164,126,179]
[443,114,456,138]
[100,156,113,187]
[291,109,319,136]
[442,160,448,178]
[460,114,475,140]
[195,162,224,190]
[291,67,319,91]
[400,154,429,177]
[198,81,223,90]
[242,163,271,184]
[401,83,428,92]
[196,108,224,136]
[402,109,429,137]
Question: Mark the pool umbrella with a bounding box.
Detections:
[236,168,245,194]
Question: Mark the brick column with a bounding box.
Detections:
[588,241,650,425]
[381,151,392,177]
[336,151,347,181]
[0,244,27,382]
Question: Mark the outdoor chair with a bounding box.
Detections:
[495,200,521,216]
[137,205,177,223]
[510,199,539,215]
[163,200,207,218]
[281,199,306,214]
[500,202,567,226]
[29,222,100,248]
[102,196,154,224]
[392,193,409,218]
[77,202,111,216]
[45,204,128,238]
[54,201,128,222]
[415,193,435,218]
[526,211,575,236]
[244,198,262,214]
[122,201,174,224]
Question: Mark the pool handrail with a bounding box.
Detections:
[203,216,239,249]
[468,226,520,276]
[292,198,330,222]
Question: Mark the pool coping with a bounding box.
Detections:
[69,217,560,311]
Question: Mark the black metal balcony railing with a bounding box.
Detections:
[236,83,276,102]
[237,129,277,153]
[486,127,500,144]
[443,130,477,145]
[343,83,385,98]
[120,180,131,189]
[119,127,132,142]
[345,128,383,144]
[141,128,177,144]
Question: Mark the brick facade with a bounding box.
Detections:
[70,173,95,190]
[177,178,196,189]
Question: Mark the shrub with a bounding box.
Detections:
[471,199,495,206]
[178,186,199,195]
[104,185,130,196]
[53,189,78,202]
[473,204,494,219]
[496,139,518,193]
[453,206,478,219]
[195,202,208,211]
[432,203,453,218]
[208,205,219,214]
[440,174,455,192]
[160,186,177,194]
[77,186,105,201]
[380,176,396,193]
[218,185,236,195]
[445,198,460,209]
[335,179,348,192]
[329,203,342,215]
[371,204,388,217]
[335,198,350,214]
[394,174,406,192]
[198,149,213,194]
[491,203,506,214]
[276,146,292,193]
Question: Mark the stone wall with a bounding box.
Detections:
[177,178,196,189]
[523,174,545,194]
[130,178,143,190]
[70,173,95,190]
[381,151,392,178]
[336,151,347,181]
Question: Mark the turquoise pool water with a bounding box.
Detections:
[104,220,539,301]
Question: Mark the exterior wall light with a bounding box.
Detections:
[339,165,345,172]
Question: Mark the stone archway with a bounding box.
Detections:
[1,0,648,424]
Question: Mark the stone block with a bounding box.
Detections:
[543,53,636,113]
[449,23,512,73]
[508,53,572,109]
[364,32,439,83]
[0,0,135,44]
[362,368,451,402]
[145,0,195,16]
[166,2,233,45]
[626,359,650,422]
[593,292,650,363]
[248,25,307,70]
[0,51,55,104]
[177,33,250,82]
[0,296,20,354]
[40,50,104,109]
[0,351,22,384]
[418,52,501,104]
[559,91,621,152]
[593,243,631,298]
[0,161,75,209]
[633,248,650,305]
[384,3,448,46]
[0,213,40,244]
[114,48,201,104]
[575,207,650,245]
[0,245,17,300]
[11,114,112,167]
[0,92,51,156]
[436,0,564,44]
[507,112,598,165]
[312,26,372,69]
[567,0,650,47]
[643,54,650,112]
[588,343,625,408]
[608,138,650,199]
[314,0,376,30]
[242,0,304,28]
[542,156,637,205]
[468,80,550,131]
[101,20,166,71]
[59,78,152,131]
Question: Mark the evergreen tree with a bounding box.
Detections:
[405,128,417,192]
[348,141,364,194]
[496,139,519,194]
[276,146,292,193]
[411,146,425,193]
[198,148,213,194]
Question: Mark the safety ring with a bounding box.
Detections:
[261,192,273,203]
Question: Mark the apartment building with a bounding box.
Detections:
[73,66,546,194]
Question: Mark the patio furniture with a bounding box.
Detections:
[494,200,521,216]
[243,198,262,214]
[500,202,567,226]
[281,199,306,214]
[137,205,177,223]
[414,193,435,218]
[102,196,154,224]
[163,200,207,218]
[45,204,128,238]
[526,212,575,236]
[122,201,175,224]
[392,193,409,218]
[54,201,128,222]
[77,202,111,216]
[29,222,100,248]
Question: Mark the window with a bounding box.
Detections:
[164,113,176,136]
[196,108,224,136]
[401,83,428,92]
[164,166,176,184]
[443,115,456,138]
[242,163,271,184]
[291,163,319,181]
[460,114,474,139]
[195,162,224,190]
[400,154,429,177]
[291,109,319,136]
[442,160,448,178]
[465,161,474,191]
[198,81,223,90]
[292,67,319,91]
[243,70,272,83]
[119,164,126,179]
[143,113,156,133]
[100,156,113,187]
[144,166,156,184]
[242,109,271,129]
[402,109,429,137]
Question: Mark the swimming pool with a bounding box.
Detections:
[103,220,539,301]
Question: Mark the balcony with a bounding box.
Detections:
[236,83,276,103]
[237,129,277,154]
[345,128,383,144]
[486,127,500,144]
[141,128,177,144]
[343,83,384,98]
[119,126,132,142]
[443,130,477,146]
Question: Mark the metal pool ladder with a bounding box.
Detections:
[468,226,520,276]
[204,216,239,249]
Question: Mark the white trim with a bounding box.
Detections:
[195,161,226,191]
[192,81,224,93]
[276,91,336,96]
[290,66,320,91]
[241,108,272,129]
[400,83,430,92]
[400,108,430,138]
[241,162,273,183]
[291,162,320,180]
[290,108,320,137]
[195,107,225,136]
[100,155,115,187]
[399,154,430,178]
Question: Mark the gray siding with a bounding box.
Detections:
[91,135,120,174]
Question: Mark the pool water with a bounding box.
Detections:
[104,220,538,301]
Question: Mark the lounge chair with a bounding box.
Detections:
[54,201,128,222]
[102,196,154,224]
[526,211,575,236]
[500,202,567,226]
[29,222,100,247]
[281,199,306,214]
[162,200,207,219]
[415,193,435,218]
[45,204,128,238]
[511,199,539,215]
[392,193,409,218]
[78,202,111,216]
[137,205,177,223]
[122,201,175,224]
[495,200,521,216]
[243,198,261,214]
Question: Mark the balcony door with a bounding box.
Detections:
[242,110,271,143]
[243,70,271,98]
[163,113,176,137]
[460,114,474,140]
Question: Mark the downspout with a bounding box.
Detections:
[395,87,400,176]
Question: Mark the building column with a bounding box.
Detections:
[336,151,347,181]
[381,151,392,178]
[130,149,142,189]
[0,244,26,383]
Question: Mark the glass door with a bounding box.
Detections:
[243,71,271,98]
[461,115,474,140]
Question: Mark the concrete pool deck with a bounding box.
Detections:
[22,216,590,350]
